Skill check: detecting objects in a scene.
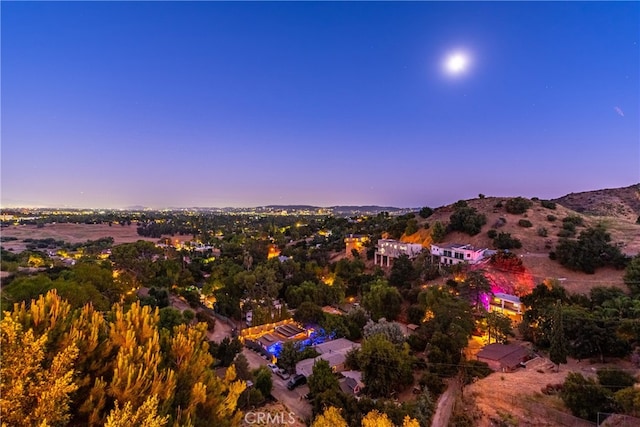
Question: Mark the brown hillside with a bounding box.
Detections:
[402,196,640,295]
[552,183,640,222]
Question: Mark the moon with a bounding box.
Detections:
[444,51,470,75]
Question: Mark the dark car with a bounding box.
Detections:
[286,374,306,390]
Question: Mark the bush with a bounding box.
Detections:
[547,215,557,222]
[518,219,533,228]
[463,360,493,384]
[541,200,557,210]
[494,201,504,208]
[563,215,584,227]
[537,227,548,237]
[596,368,637,392]
[505,197,533,214]
[449,206,486,236]
[419,206,434,219]
[419,371,446,396]
[487,229,497,239]
[557,228,575,238]
[493,232,522,250]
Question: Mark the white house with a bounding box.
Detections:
[430,243,488,265]
[374,239,424,267]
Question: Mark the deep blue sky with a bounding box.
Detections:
[2,1,638,209]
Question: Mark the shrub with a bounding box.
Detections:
[537,227,548,237]
[478,193,486,199]
[493,232,522,250]
[505,197,533,214]
[596,368,637,392]
[419,206,434,219]
[563,215,584,227]
[487,229,497,239]
[419,371,446,396]
[494,201,504,208]
[448,206,486,236]
[463,360,493,384]
[518,219,533,228]
[547,215,557,222]
[541,200,557,210]
[557,228,575,238]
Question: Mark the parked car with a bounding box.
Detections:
[287,374,306,390]
[276,368,290,380]
[267,363,278,374]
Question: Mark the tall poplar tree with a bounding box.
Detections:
[549,300,568,371]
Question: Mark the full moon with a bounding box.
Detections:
[444,51,470,75]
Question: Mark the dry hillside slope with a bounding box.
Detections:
[402,193,640,295]
[552,183,640,222]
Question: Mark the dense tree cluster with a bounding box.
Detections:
[553,226,628,273]
[448,202,487,236]
[0,291,245,426]
[520,283,640,363]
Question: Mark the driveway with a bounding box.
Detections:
[242,348,312,423]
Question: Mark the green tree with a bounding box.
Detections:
[360,335,413,397]
[278,341,299,374]
[293,301,325,325]
[308,359,339,397]
[449,206,486,236]
[430,221,447,243]
[459,270,492,311]
[110,241,162,288]
[505,197,532,214]
[418,207,434,219]
[560,372,614,421]
[233,353,253,381]
[549,300,568,371]
[596,367,637,392]
[485,311,514,344]
[624,255,640,295]
[362,279,402,321]
[389,255,417,289]
[253,366,273,398]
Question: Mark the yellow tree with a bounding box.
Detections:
[311,406,348,427]
[0,315,78,426]
[105,395,169,427]
[108,302,176,413]
[361,410,394,427]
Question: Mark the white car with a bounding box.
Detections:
[267,363,278,374]
[276,368,290,380]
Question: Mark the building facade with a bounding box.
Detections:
[430,243,488,265]
[344,234,369,258]
[374,239,424,267]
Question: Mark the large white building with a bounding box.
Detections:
[374,239,424,267]
[430,243,489,265]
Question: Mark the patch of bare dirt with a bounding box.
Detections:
[0,223,193,252]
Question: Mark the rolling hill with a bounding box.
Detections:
[401,185,640,295]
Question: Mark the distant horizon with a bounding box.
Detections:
[2,182,636,211]
[3,2,638,209]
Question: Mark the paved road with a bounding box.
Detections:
[242,348,312,423]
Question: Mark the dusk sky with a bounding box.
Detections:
[2,2,638,209]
